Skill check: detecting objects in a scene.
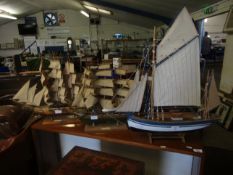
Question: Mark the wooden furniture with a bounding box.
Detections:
[31,118,205,175]
[49,146,145,175]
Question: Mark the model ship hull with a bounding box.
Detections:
[127,114,217,132]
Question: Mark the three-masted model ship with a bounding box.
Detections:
[103,7,220,132]
[12,57,77,108]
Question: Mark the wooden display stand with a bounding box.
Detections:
[148,132,186,143]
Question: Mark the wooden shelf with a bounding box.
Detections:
[31,118,205,157]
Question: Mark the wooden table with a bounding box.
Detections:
[31,119,205,175]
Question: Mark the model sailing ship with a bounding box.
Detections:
[12,57,77,108]
[103,7,220,132]
[13,55,137,116]
[72,62,138,113]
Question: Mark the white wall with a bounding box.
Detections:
[0,9,152,57]
[59,134,194,175]
[204,12,228,45]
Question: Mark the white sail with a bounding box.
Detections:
[115,74,147,112]
[27,84,37,104]
[207,74,221,111]
[157,7,198,63]
[13,80,30,102]
[154,7,200,107]
[154,37,200,106]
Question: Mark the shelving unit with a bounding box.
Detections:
[102,38,150,59]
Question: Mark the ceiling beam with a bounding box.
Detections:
[83,0,172,24]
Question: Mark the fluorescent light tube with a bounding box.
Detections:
[84,5,98,12]
[80,10,89,18]
[98,8,111,15]
[0,13,17,20]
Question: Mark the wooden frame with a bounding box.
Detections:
[216,102,231,124]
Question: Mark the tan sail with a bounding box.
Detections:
[95,79,114,88]
[74,86,80,95]
[71,74,76,84]
[50,79,59,91]
[13,80,30,102]
[64,62,74,74]
[83,88,95,98]
[207,74,221,111]
[116,88,129,97]
[40,73,45,85]
[100,99,114,109]
[27,84,37,104]
[98,64,111,70]
[82,78,92,86]
[115,79,136,89]
[84,68,92,76]
[56,70,62,79]
[49,60,60,69]
[96,70,112,77]
[72,87,85,107]
[115,65,137,75]
[99,88,114,96]
[48,69,57,79]
[33,87,46,106]
[58,79,63,87]
[84,94,98,109]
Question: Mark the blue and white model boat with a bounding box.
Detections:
[103,7,220,132]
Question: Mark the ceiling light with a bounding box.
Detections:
[80,10,89,18]
[204,18,208,23]
[0,13,17,20]
[98,9,112,15]
[84,5,98,12]
[83,4,112,15]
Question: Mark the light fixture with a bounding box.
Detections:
[98,9,111,15]
[208,35,210,38]
[0,9,17,20]
[80,10,89,18]
[204,18,208,23]
[83,4,112,15]
[84,5,98,12]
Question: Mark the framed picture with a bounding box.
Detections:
[224,107,233,129]
[215,103,231,124]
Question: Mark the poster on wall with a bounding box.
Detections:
[58,13,66,24]
[24,36,38,55]
[47,26,70,38]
